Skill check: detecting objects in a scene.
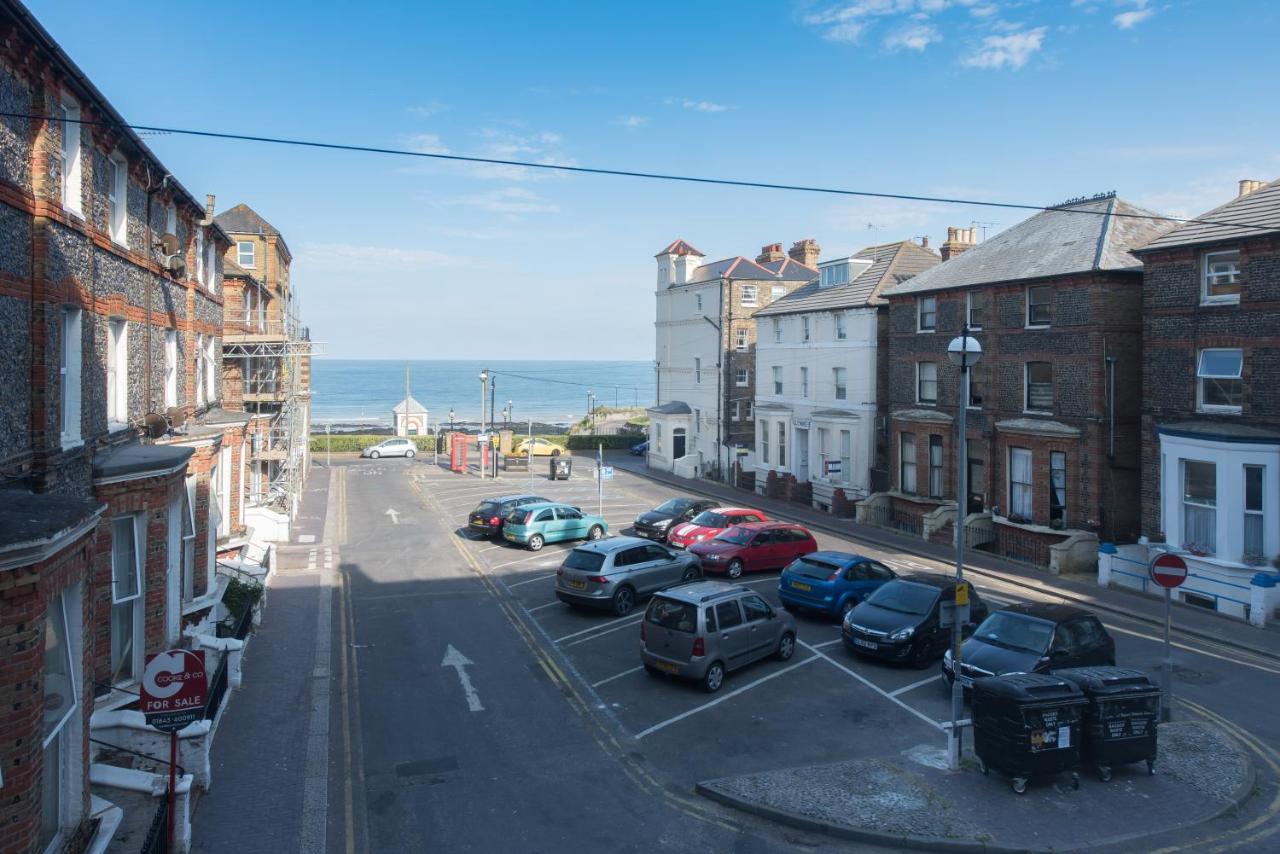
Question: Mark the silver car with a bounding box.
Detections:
[556,537,701,616]
[640,581,797,693]
[361,438,416,458]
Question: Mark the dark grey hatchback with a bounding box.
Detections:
[943,603,1116,690]
[467,494,548,537]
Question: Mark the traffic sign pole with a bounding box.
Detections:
[1148,552,1187,722]
[168,730,178,848]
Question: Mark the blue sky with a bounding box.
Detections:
[27,0,1280,360]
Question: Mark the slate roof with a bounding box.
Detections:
[93,441,193,481]
[755,241,940,316]
[648,401,692,415]
[0,491,103,554]
[1139,178,1280,252]
[655,238,705,258]
[684,255,816,286]
[882,196,1174,297]
[214,203,292,258]
[393,396,428,415]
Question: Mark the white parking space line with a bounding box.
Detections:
[563,617,645,648]
[506,573,557,588]
[799,640,944,732]
[478,544,507,552]
[592,665,644,688]
[741,575,782,586]
[890,674,942,698]
[634,656,821,740]
[810,638,843,650]
[526,601,562,613]
[490,550,569,570]
[555,612,642,644]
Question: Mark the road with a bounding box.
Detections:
[326,453,1280,853]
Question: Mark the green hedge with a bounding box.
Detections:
[309,434,436,453]
[565,435,644,450]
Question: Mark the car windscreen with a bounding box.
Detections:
[714,526,752,545]
[789,557,841,580]
[562,550,606,573]
[476,501,501,515]
[972,612,1054,655]
[690,511,727,528]
[654,499,691,514]
[645,598,698,633]
[865,581,939,616]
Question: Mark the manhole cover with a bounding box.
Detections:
[1172,665,1220,685]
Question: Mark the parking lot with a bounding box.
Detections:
[408,456,1075,784]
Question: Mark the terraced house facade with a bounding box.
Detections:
[0,2,237,850]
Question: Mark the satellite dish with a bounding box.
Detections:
[166,406,187,430]
[143,412,169,439]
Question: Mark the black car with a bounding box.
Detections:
[632,498,718,541]
[842,574,989,669]
[467,494,549,537]
[943,603,1115,690]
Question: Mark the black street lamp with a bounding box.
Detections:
[448,408,455,431]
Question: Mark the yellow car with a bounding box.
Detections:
[511,438,564,457]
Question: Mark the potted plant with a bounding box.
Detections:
[1181,541,1211,558]
[1243,553,1266,567]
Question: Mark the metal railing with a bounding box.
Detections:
[968,523,1051,567]
[140,797,168,854]
[861,501,923,536]
[204,653,229,721]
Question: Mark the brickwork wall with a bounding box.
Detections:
[1138,235,1280,538]
[883,272,1144,540]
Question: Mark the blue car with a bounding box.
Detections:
[778,552,897,619]
[630,440,649,456]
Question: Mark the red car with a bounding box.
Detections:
[666,507,767,549]
[689,522,817,579]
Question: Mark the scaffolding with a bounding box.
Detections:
[223,302,319,516]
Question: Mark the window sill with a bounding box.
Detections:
[107,421,130,434]
[1024,324,1051,331]
[916,401,937,408]
[60,436,84,451]
[1197,406,1242,416]
[917,329,936,334]
[63,205,84,222]
[1023,409,1053,416]
[1199,296,1240,307]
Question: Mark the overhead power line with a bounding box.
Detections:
[491,369,648,394]
[3,111,1275,234]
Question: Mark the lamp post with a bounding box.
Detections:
[506,400,513,429]
[448,408,455,431]
[946,328,982,771]
[586,390,594,436]
[479,369,489,479]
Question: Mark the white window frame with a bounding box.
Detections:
[60,307,82,447]
[744,400,753,419]
[694,409,701,434]
[777,421,786,468]
[195,227,205,286]
[1197,348,1243,414]
[110,515,144,686]
[1025,361,1053,414]
[916,361,937,405]
[735,327,747,351]
[740,284,758,307]
[107,318,128,426]
[1244,464,1264,559]
[1202,249,1241,304]
[238,240,256,268]
[900,433,917,494]
[694,356,702,384]
[204,335,217,402]
[164,329,178,408]
[800,366,809,398]
[802,316,810,341]
[735,368,749,387]
[41,584,82,853]
[833,366,847,401]
[1181,459,1217,555]
[1009,447,1034,520]
[770,284,785,302]
[732,400,740,421]
[835,312,847,340]
[206,235,218,293]
[773,318,782,343]
[1050,450,1067,528]
[760,419,770,465]
[1026,285,1052,328]
[928,435,944,498]
[966,291,983,330]
[695,293,702,312]
[165,202,176,238]
[772,365,783,396]
[917,296,937,332]
[817,427,829,477]
[59,96,82,216]
[107,152,128,246]
[839,429,851,486]
[195,333,206,406]
[182,477,197,602]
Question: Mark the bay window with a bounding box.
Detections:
[1009,447,1033,520]
[1182,460,1216,554]
[1244,465,1263,560]
[928,436,943,498]
[110,516,142,684]
[900,434,917,494]
[1050,451,1066,528]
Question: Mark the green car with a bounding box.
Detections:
[502,502,608,551]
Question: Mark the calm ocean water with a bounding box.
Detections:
[310,359,656,426]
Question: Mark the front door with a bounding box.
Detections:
[795,428,809,481]
[672,429,687,459]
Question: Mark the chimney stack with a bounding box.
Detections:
[940,226,977,262]
[756,242,785,264]
[787,238,821,268]
[204,193,216,224]
[1238,179,1267,198]
[919,235,930,249]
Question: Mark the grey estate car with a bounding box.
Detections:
[556,537,701,616]
[641,581,797,693]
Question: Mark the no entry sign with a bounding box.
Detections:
[141,649,207,732]
[1149,553,1189,589]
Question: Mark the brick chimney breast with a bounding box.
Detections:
[1239,179,1267,198]
[788,239,821,268]
[940,226,977,262]
[756,243,785,264]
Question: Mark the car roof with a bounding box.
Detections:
[654,580,752,604]
[895,573,955,590]
[703,507,760,516]
[573,536,652,554]
[996,602,1094,623]
[731,521,805,532]
[801,550,870,565]
[482,494,541,503]
[521,502,578,511]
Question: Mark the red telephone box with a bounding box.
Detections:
[449,432,468,472]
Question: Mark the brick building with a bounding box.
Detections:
[649,238,817,479]
[1131,178,1280,611]
[871,195,1171,572]
[0,2,232,850]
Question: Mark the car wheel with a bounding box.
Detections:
[528,534,544,551]
[552,448,561,457]
[369,450,380,459]
[681,566,701,582]
[840,599,857,619]
[611,586,635,617]
[726,559,744,579]
[702,661,725,694]
[587,525,604,540]
[405,449,415,458]
[910,642,934,670]
[776,632,795,661]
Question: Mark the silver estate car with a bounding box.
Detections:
[556,537,701,616]
[640,581,797,693]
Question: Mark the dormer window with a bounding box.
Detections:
[820,264,849,288]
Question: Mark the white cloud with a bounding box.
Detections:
[616,115,648,128]
[664,97,730,113]
[448,186,560,215]
[406,101,450,118]
[1114,7,1155,29]
[969,4,998,17]
[407,128,571,181]
[962,26,1046,69]
[296,243,470,273]
[404,133,450,155]
[885,23,942,51]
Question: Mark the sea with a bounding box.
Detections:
[310,359,656,428]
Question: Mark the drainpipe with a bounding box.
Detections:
[1105,355,1117,460]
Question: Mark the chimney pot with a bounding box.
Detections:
[756,242,786,264]
[940,225,977,262]
[920,235,929,249]
[787,238,821,268]
[1239,179,1267,198]
[204,193,216,222]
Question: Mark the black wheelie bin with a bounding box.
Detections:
[550,456,572,480]
[1054,666,1160,781]
[972,672,1088,794]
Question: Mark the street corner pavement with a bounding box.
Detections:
[695,720,1255,852]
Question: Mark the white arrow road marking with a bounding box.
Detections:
[385,508,400,525]
[441,644,484,712]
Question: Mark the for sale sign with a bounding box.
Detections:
[141,649,207,732]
